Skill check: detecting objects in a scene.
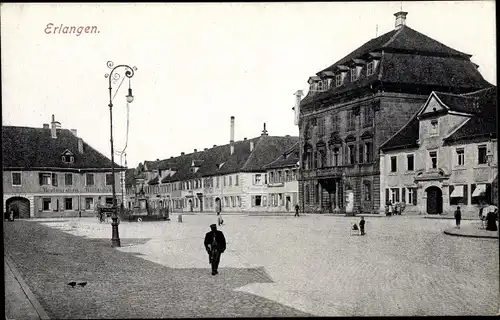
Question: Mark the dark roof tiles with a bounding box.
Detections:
[2,126,125,170]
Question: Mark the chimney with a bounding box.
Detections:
[394,11,408,30]
[43,123,49,129]
[181,152,185,156]
[194,149,197,152]
[70,129,77,136]
[204,148,208,151]
[78,138,83,154]
[170,156,173,159]
[250,141,255,152]
[213,144,217,147]
[51,114,57,139]
[293,90,304,126]
[230,116,235,155]
[230,116,235,143]
[261,123,268,136]
[243,137,247,141]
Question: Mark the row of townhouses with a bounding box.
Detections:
[2,115,126,218]
[296,11,497,216]
[124,118,301,213]
[3,12,497,218]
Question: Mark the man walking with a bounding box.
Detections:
[204,224,226,276]
[294,204,300,217]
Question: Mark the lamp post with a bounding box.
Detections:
[105,61,137,247]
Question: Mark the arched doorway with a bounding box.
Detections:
[6,197,30,219]
[426,186,443,214]
[188,199,193,212]
[215,197,221,213]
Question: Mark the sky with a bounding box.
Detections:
[1,2,496,168]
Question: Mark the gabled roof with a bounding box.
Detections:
[130,135,299,185]
[380,86,497,151]
[444,87,497,142]
[433,92,479,114]
[301,25,491,108]
[2,126,125,171]
[264,143,299,170]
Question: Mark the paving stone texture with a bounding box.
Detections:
[4,215,499,317]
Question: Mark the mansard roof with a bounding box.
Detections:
[301,25,491,108]
[2,126,125,171]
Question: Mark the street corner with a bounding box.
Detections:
[443,223,498,239]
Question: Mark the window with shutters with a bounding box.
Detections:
[390,188,400,202]
[347,145,356,164]
[12,172,21,186]
[335,74,342,87]
[366,61,375,76]
[51,173,58,186]
[39,173,51,186]
[255,195,262,206]
[235,175,239,186]
[385,189,390,205]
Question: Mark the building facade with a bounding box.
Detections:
[380,87,497,216]
[3,115,125,218]
[263,143,300,212]
[297,11,492,214]
[125,117,299,213]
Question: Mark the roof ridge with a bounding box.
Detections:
[381,25,405,48]
[240,136,263,170]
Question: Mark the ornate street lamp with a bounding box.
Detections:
[105,61,137,247]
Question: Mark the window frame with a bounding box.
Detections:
[456,148,465,167]
[406,154,414,171]
[335,74,342,87]
[430,119,439,136]
[12,172,22,186]
[429,151,438,169]
[86,173,95,186]
[42,198,52,211]
[65,173,73,186]
[390,156,397,173]
[478,145,487,165]
[64,198,73,211]
[366,61,374,76]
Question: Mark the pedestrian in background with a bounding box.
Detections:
[359,216,366,235]
[294,204,300,217]
[217,212,224,226]
[204,224,226,276]
[388,201,393,216]
[454,206,461,229]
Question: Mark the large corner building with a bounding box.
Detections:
[296,12,492,214]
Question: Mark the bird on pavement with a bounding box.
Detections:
[78,282,87,287]
[67,282,77,288]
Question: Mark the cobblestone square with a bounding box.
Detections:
[5,214,499,317]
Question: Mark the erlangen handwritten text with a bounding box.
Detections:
[44,23,99,36]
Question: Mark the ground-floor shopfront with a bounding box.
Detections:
[3,193,117,218]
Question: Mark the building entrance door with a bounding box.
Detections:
[426,186,443,214]
[286,196,291,211]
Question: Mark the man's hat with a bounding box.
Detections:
[210,224,217,228]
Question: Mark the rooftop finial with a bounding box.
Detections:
[261,123,268,136]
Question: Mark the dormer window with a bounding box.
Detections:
[367,61,375,76]
[317,81,324,91]
[61,149,75,164]
[350,68,359,82]
[335,74,342,87]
